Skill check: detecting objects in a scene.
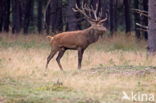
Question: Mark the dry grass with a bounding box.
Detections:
[0,33,156,103]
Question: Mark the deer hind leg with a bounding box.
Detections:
[78,48,84,69]
[56,48,66,71]
[46,48,58,69]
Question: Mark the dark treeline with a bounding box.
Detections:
[0,0,148,39]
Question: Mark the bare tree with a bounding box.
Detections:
[124,0,131,35]
[0,0,4,32]
[133,0,141,39]
[12,0,21,33]
[66,0,78,31]
[109,0,115,35]
[50,0,63,32]
[23,0,34,34]
[3,0,10,32]
[143,0,148,39]
[0,0,10,32]
[37,0,43,33]
[148,0,156,54]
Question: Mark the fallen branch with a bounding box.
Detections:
[132,9,148,14]
[136,23,148,29]
[132,9,149,18]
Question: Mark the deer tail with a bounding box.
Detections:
[47,36,54,42]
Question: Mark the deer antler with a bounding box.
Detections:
[91,3,99,20]
[72,1,107,24]
[99,13,108,23]
[72,2,96,23]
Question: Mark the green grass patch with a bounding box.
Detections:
[0,77,91,103]
[0,66,156,103]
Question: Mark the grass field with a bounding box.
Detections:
[0,33,156,103]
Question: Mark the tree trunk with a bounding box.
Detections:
[114,0,118,32]
[12,0,21,33]
[76,0,82,30]
[46,4,51,34]
[3,0,10,32]
[23,0,34,34]
[124,0,131,35]
[66,0,77,31]
[148,0,156,54]
[134,0,141,39]
[56,0,63,32]
[37,0,43,33]
[0,0,10,32]
[143,0,148,40]
[50,0,63,32]
[0,0,4,32]
[109,0,115,35]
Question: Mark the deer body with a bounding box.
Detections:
[46,1,107,70]
[50,27,104,50]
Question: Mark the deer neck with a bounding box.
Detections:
[85,27,101,44]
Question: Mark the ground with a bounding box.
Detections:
[0,33,156,103]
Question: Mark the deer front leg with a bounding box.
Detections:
[46,48,58,69]
[56,48,66,71]
[78,48,84,69]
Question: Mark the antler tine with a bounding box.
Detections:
[73,1,107,23]
[90,3,99,21]
[83,4,92,17]
[72,2,96,23]
[99,13,108,23]
[73,3,88,18]
[81,2,86,13]
[99,8,103,18]
[95,3,99,14]
[72,4,78,12]
[96,3,99,20]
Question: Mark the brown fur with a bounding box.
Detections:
[46,25,106,70]
[46,1,107,70]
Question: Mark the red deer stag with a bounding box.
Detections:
[46,2,107,70]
